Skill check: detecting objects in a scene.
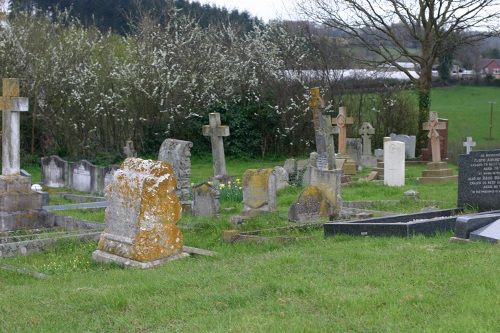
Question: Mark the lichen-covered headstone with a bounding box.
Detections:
[240,168,277,218]
[93,158,187,268]
[192,182,220,218]
[288,185,334,222]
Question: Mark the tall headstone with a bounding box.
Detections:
[69,160,98,194]
[93,158,187,268]
[359,122,375,156]
[192,182,220,218]
[0,78,53,231]
[463,137,476,154]
[158,139,193,202]
[202,113,234,184]
[384,141,405,187]
[333,107,356,175]
[420,112,457,183]
[41,155,68,188]
[390,133,416,159]
[422,114,448,161]
[458,150,500,211]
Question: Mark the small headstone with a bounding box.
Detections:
[123,140,137,158]
[93,158,187,268]
[69,160,98,194]
[158,139,193,202]
[458,149,500,212]
[389,133,416,159]
[274,166,289,190]
[99,165,119,195]
[288,185,334,222]
[384,141,405,187]
[463,137,476,154]
[41,155,68,188]
[192,182,220,218]
[239,168,277,218]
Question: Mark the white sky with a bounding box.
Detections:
[196,0,298,22]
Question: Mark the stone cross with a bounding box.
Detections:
[463,137,476,154]
[123,140,137,158]
[332,107,354,155]
[0,78,29,176]
[310,88,338,170]
[202,112,229,178]
[359,122,375,156]
[422,111,447,162]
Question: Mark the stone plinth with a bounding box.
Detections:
[93,158,186,268]
[419,162,458,184]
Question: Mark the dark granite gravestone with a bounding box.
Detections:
[454,212,500,239]
[458,149,500,211]
[469,220,500,244]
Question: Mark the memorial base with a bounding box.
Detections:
[419,162,458,184]
[0,210,55,232]
[336,154,356,175]
[92,250,189,269]
[209,175,235,186]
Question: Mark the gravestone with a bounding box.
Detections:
[359,122,377,167]
[458,149,500,211]
[310,87,337,170]
[346,138,362,170]
[389,133,416,159]
[372,137,392,178]
[0,78,53,231]
[203,113,234,184]
[69,160,98,194]
[463,137,476,154]
[99,165,119,195]
[384,141,405,187]
[93,158,187,268]
[422,116,448,161]
[333,107,356,175]
[283,158,311,187]
[420,112,457,183]
[192,182,220,218]
[123,140,137,158]
[158,139,193,202]
[41,155,68,188]
[239,168,277,218]
[274,166,289,190]
[288,185,335,222]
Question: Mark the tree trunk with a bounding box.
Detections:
[416,67,432,156]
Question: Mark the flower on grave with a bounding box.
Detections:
[219,184,225,189]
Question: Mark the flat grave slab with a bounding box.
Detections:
[324,208,462,237]
[469,220,500,244]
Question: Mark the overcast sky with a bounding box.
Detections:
[196,0,298,22]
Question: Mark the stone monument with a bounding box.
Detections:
[384,140,405,187]
[0,78,53,231]
[332,107,356,175]
[123,140,137,158]
[202,113,234,185]
[192,182,220,218]
[93,158,187,268]
[41,155,68,188]
[69,160,98,194]
[463,137,476,154]
[359,122,377,167]
[158,139,193,202]
[389,133,416,159]
[419,112,457,183]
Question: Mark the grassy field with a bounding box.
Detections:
[1,86,499,332]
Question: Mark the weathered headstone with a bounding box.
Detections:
[463,137,476,154]
[384,140,405,187]
[458,149,500,211]
[158,139,193,202]
[203,113,234,184]
[346,138,362,170]
[283,158,311,187]
[288,185,335,222]
[93,158,187,268]
[389,133,416,159]
[192,182,220,218]
[99,165,119,195]
[359,122,375,156]
[123,140,137,158]
[333,107,356,175]
[0,78,53,231]
[239,168,277,218]
[274,166,289,190]
[310,88,338,170]
[69,160,98,194]
[41,155,68,188]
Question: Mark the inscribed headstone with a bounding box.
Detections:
[240,168,277,217]
[69,160,98,194]
[192,182,220,218]
[458,149,500,211]
[99,165,119,195]
[41,155,68,188]
[158,139,193,201]
[384,141,405,187]
[93,158,186,268]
